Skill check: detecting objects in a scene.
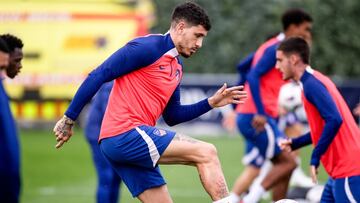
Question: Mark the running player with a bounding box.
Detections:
[231,9,313,202]
[278,37,360,202]
[53,2,247,203]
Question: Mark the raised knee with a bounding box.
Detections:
[198,143,219,163]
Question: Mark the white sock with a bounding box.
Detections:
[213,193,240,203]
[243,184,265,203]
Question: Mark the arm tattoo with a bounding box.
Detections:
[173,134,199,144]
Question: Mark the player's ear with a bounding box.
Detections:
[289,54,298,65]
[175,20,186,34]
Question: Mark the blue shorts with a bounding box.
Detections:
[100,125,176,197]
[236,114,284,168]
[321,175,360,202]
[241,140,264,168]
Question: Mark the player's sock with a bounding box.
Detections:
[242,184,265,203]
[213,193,239,203]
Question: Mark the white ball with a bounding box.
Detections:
[275,199,299,203]
[278,82,302,111]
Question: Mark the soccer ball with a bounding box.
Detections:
[275,199,298,203]
[278,82,302,112]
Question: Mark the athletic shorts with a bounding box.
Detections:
[236,113,284,167]
[321,175,360,202]
[100,125,176,197]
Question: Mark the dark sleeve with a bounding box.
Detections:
[237,52,254,86]
[65,40,160,120]
[162,85,213,126]
[291,132,312,150]
[246,45,277,115]
[304,80,343,167]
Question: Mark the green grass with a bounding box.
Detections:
[20,129,327,203]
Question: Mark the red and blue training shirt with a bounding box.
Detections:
[293,67,360,179]
[236,33,286,118]
[65,33,213,141]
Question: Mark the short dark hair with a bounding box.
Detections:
[171,1,211,31]
[282,9,312,30]
[277,37,310,64]
[0,38,9,53]
[0,34,23,52]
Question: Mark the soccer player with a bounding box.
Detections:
[231,9,313,202]
[53,2,247,203]
[0,34,24,203]
[277,37,360,202]
[84,81,122,203]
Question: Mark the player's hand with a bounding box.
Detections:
[208,83,247,108]
[53,115,74,149]
[252,114,267,132]
[278,138,293,152]
[353,103,360,116]
[310,165,318,184]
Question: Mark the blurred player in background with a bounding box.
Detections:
[53,2,247,203]
[84,81,122,203]
[230,9,313,202]
[277,81,314,188]
[0,34,24,203]
[278,37,360,202]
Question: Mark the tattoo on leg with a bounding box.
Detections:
[216,178,229,199]
[173,134,199,144]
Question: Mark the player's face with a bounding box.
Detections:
[177,23,208,58]
[6,48,23,78]
[292,21,312,45]
[276,50,294,80]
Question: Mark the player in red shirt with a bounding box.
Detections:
[53,2,247,203]
[278,37,360,202]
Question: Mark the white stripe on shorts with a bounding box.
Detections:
[264,123,275,159]
[136,127,160,167]
[242,147,259,165]
[345,177,357,203]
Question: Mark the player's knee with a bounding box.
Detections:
[198,143,219,164]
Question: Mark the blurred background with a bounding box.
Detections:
[1,0,359,202]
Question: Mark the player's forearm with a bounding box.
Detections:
[65,72,107,121]
[291,132,312,150]
[162,98,212,126]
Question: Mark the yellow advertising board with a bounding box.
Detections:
[0,0,154,121]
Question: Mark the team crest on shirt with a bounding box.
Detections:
[153,129,167,136]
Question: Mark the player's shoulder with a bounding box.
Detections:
[126,33,175,61]
[129,33,172,50]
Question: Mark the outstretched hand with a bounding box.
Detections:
[53,115,74,149]
[208,83,247,108]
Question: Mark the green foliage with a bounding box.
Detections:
[151,0,360,77]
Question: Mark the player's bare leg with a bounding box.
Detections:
[232,165,260,196]
[262,152,296,192]
[159,134,230,201]
[271,171,292,201]
[137,185,173,203]
[242,152,296,202]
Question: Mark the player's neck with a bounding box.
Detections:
[293,64,307,81]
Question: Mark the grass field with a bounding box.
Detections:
[20,128,327,203]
